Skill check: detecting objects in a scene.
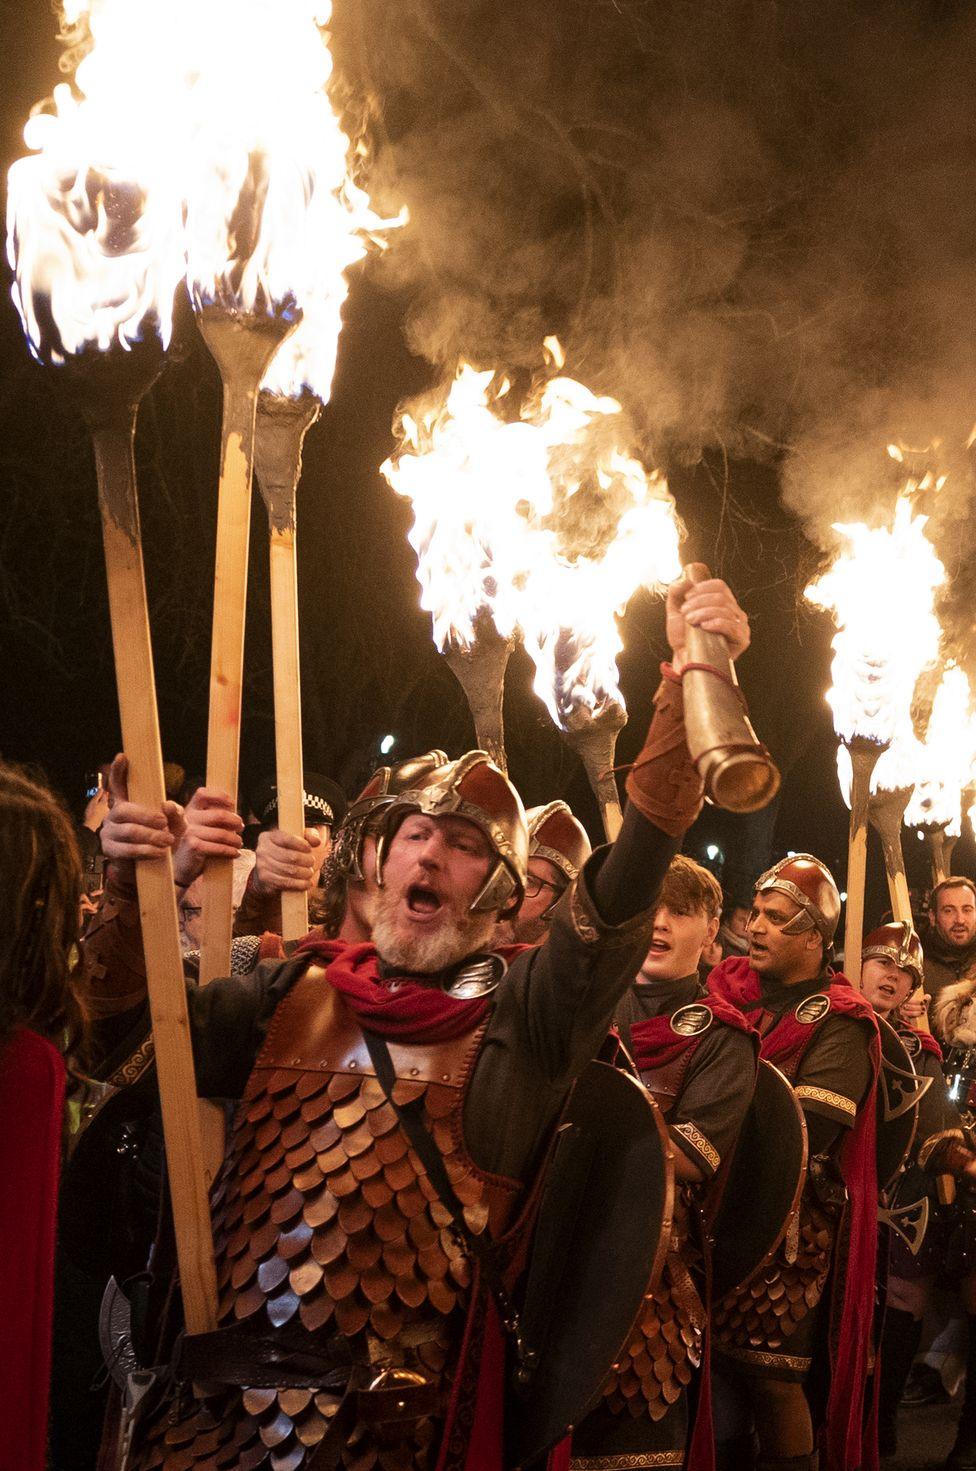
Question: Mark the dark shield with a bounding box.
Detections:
[506,1061,672,1470]
[877,1016,930,1195]
[708,1059,808,1301]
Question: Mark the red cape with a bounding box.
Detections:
[0,1027,65,1471]
[709,959,881,1471]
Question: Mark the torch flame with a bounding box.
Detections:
[904,663,976,836]
[8,0,402,382]
[382,352,683,729]
[7,81,184,363]
[805,493,944,748]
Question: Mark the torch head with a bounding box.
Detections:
[754,854,841,945]
[862,921,924,989]
[376,751,529,918]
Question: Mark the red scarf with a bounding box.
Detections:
[295,937,526,1041]
[709,958,880,1471]
[0,1028,65,1471]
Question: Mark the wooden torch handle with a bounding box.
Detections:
[92,422,217,1335]
[270,524,309,943]
[201,374,260,983]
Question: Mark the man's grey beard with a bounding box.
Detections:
[372,885,498,974]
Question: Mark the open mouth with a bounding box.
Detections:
[406,883,444,918]
[877,983,896,999]
[647,938,671,954]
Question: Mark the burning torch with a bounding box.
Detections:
[178,1,382,979]
[381,363,539,774]
[806,495,945,982]
[253,96,402,944]
[7,94,217,1326]
[905,663,975,890]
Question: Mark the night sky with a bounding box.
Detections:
[2,0,974,932]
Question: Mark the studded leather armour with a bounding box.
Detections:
[710,1045,833,1366]
[133,969,522,1471]
[601,1052,705,1422]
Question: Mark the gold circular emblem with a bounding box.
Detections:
[794,993,831,1025]
[670,1003,713,1037]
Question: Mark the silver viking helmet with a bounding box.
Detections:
[376,751,529,917]
[754,854,841,942]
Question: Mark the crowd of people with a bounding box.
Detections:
[4,575,976,1471]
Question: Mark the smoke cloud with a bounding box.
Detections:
[334,0,976,559]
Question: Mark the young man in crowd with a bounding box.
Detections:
[83,574,752,1471]
[859,922,976,1463]
[708,855,880,1471]
[571,855,757,1470]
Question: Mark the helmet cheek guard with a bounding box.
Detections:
[755,854,841,945]
[470,860,521,917]
[779,908,818,937]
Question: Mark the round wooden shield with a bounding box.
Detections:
[708,1059,808,1301]
[506,1061,673,1470]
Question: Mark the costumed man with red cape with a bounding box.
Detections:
[81,575,751,1471]
[860,922,976,1466]
[570,854,758,1471]
[708,856,881,1471]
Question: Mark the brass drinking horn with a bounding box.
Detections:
[680,562,781,813]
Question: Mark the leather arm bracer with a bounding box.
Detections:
[624,664,705,838]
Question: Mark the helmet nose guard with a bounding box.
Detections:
[755,854,841,943]
[375,751,529,918]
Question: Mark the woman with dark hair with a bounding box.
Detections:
[0,762,88,1471]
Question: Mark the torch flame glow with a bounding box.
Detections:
[805,494,945,748]
[381,354,683,729]
[8,0,402,387]
[904,663,976,835]
[7,81,184,363]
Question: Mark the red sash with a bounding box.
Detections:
[0,1028,65,1471]
[709,958,881,1471]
